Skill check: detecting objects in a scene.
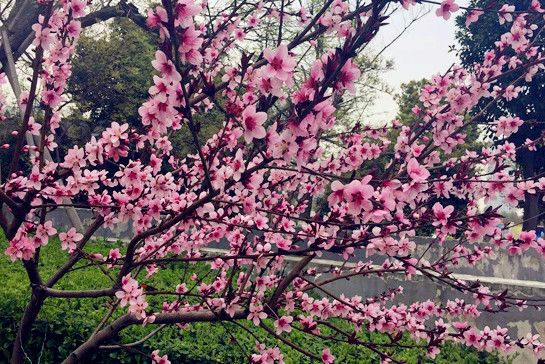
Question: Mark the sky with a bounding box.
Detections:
[366,1,469,123]
[364,3,522,218]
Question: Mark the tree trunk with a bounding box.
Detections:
[10,291,45,364]
[520,149,540,230]
[523,193,540,230]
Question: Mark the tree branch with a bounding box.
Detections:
[37,286,116,298]
[98,324,167,350]
[268,255,313,310]
[62,310,247,364]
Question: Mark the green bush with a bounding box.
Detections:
[0,236,512,363]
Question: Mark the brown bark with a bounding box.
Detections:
[61,310,246,364]
[520,149,540,230]
[10,290,46,364]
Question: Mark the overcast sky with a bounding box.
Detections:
[366,1,469,123]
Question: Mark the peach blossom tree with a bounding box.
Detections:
[1,0,545,363]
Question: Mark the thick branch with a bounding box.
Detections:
[80,1,147,30]
[37,286,116,298]
[62,310,247,364]
[46,217,104,287]
[268,255,313,310]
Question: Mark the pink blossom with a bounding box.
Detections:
[31,23,53,48]
[263,44,296,81]
[175,0,201,28]
[247,14,259,27]
[327,180,345,206]
[234,28,246,41]
[465,9,484,26]
[463,328,482,347]
[151,350,171,364]
[67,20,82,38]
[432,203,454,226]
[152,51,181,83]
[435,0,459,20]
[70,0,87,18]
[59,228,83,251]
[248,304,267,326]
[531,0,545,12]
[343,177,374,215]
[473,286,491,305]
[107,248,122,260]
[336,59,361,94]
[407,158,430,182]
[147,7,168,28]
[274,315,293,334]
[61,146,86,171]
[322,348,335,364]
[498,5,515,24]
[178,25,203,65]
[41,90,63,108]
[242,105,267,143]
[493,116,523,137]
[35,221,57,246]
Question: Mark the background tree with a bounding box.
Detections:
[0,0,147,77]
[66,18,157,138]
[395,79,428,126]
[456,0,545,230]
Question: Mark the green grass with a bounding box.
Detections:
[0,235,512,363]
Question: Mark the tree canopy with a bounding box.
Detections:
[67,18,157,134]
[456,0,545,229]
